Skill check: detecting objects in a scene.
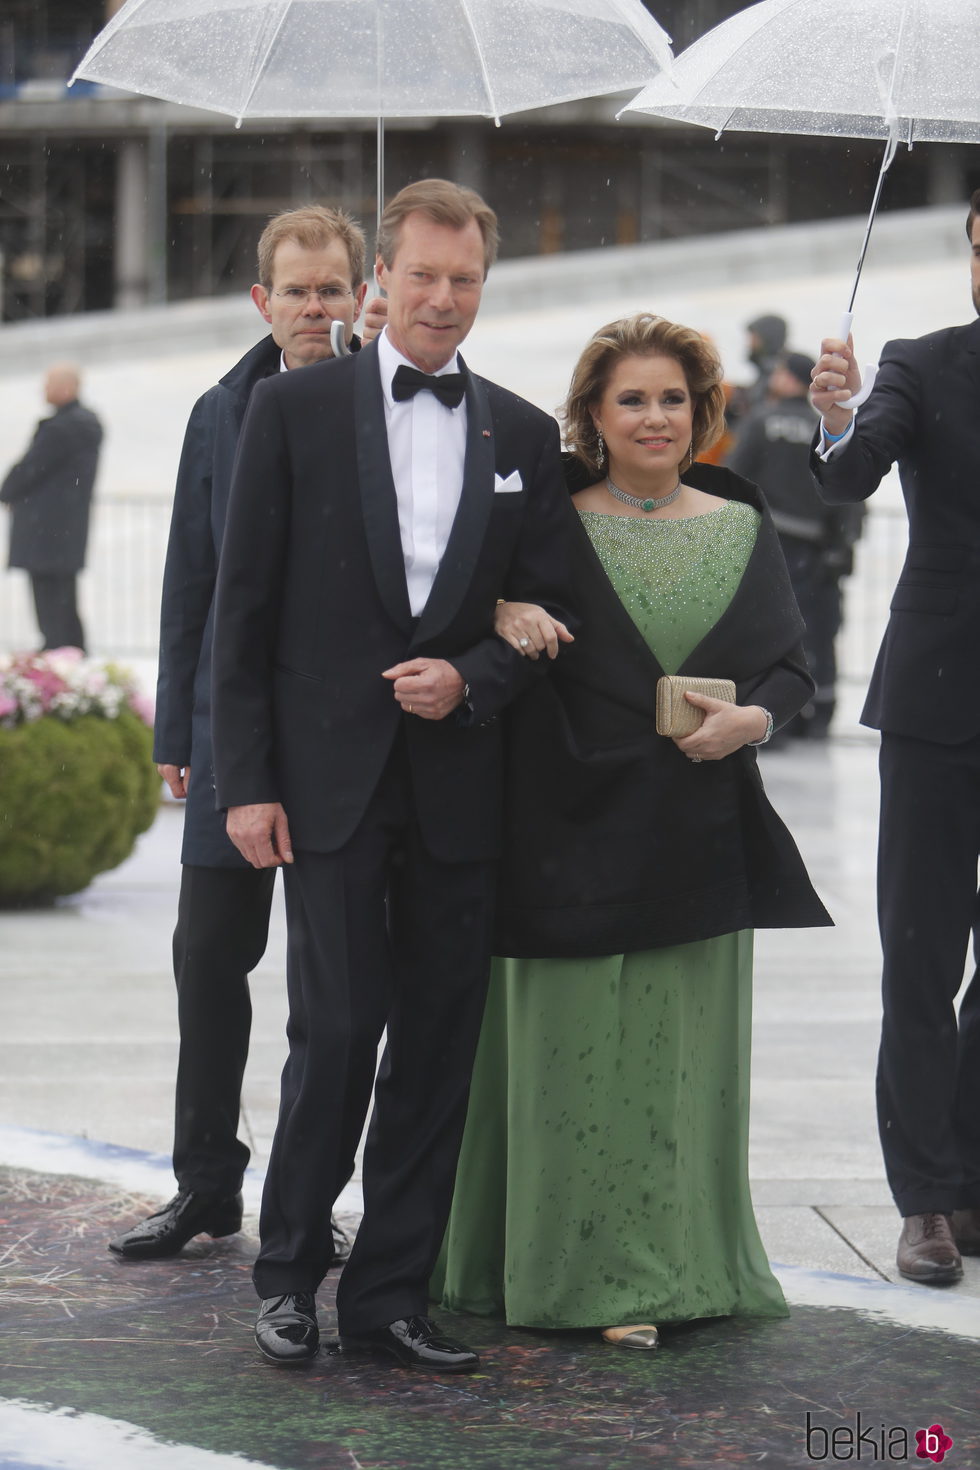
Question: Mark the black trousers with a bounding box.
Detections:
[30,572,85,652]
[876,731,980,1215]
[172,863,276,1196]
[780,539,843,733]
[252,738,495,1333]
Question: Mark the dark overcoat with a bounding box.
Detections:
[493,464,832,958]
[0,400,103,574]
[154,333,291,866]
[810,319,980,742]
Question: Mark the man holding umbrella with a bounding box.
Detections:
[810,189,980,1286]
[211,179,574,1368]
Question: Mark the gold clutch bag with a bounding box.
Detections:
[656,675,736,738]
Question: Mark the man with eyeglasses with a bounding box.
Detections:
[109,205,381,1263]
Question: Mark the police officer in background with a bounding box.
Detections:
[728,351,863,739]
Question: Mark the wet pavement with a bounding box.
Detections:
[2,733,980,1469]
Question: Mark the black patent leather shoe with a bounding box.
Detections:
[330,1214,353,1266]
[340,1315,479,1373]
[107,1189,243,1260]
[255,1293,320,1364]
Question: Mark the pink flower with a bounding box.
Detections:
[0,692,16,719]
[46,646,85,667]
[128,692,155,727]
[21,666,68,708]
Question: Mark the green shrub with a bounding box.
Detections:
[0,708,158,904]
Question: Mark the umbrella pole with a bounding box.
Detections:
[834,133,900,409]
[845,132,899,316]
[375,115,385,296]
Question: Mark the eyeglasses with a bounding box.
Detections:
[273,286,353,304]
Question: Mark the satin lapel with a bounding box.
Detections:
[354,342,413,632]
[413,361,495,645]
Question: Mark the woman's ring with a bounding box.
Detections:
[519,637,530,648]
[691,753,703,764]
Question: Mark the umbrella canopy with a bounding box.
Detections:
[622,0,980,145]
[622,0,980,406]
[72,0,673,125]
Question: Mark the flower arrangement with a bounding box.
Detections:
[0,647,155,729]
[0,649,159,905]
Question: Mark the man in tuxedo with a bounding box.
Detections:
[109,206,372,1265]
[810,189,980,1285]
[211,179,573,1369]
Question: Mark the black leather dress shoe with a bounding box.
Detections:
[340,1315,479,1373]
[108,1190,243,1260]
[330,1215,353,1266]
[896,1212,963,1284]
[255,1293,320,1364]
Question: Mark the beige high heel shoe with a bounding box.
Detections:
[601,1324,660,1350]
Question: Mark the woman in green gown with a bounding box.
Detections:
[432,314,831,1349]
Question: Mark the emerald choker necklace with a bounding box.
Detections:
[606,474,682,513]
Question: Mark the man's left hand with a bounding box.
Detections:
[382,658,465,720]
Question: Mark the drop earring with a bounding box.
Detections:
[596,429,606,471]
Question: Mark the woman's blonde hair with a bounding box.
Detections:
[561,313,728,478]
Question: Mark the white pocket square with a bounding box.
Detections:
[494,470,523,494]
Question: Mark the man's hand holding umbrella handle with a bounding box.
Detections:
[227,802,294,868]
[361,295,388,343]
[811,335,863,436]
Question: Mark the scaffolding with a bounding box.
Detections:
[0,0,975,323]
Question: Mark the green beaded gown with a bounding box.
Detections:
[433,502,788,1329]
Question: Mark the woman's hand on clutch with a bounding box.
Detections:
[675,696,769,762]
[494,600,574,661]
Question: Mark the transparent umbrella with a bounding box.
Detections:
[622,0,980,405]
[72,0,673,351]
[72,0,673,125]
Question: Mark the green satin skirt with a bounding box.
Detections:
[432,933,787,1329]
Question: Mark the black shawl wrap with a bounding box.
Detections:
[493,463,832,959]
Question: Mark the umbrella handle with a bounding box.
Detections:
[835,311,877,410]
[330,320,353,359]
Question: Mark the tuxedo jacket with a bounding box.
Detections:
[210,338,574,863]
[811,318,980,742]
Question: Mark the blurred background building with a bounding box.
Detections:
[2,0,978,322]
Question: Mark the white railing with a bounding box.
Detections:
[0,494,909,691]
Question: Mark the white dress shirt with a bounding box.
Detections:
[377,328,468,617]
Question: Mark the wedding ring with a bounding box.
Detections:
[519,637,530,648]
[407,703,413,713]
[691,754,703,764]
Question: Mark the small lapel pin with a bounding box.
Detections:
[482,429,491,438]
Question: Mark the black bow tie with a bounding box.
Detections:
[391,363,467,409]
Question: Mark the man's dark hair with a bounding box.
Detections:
[966,188,980,240]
